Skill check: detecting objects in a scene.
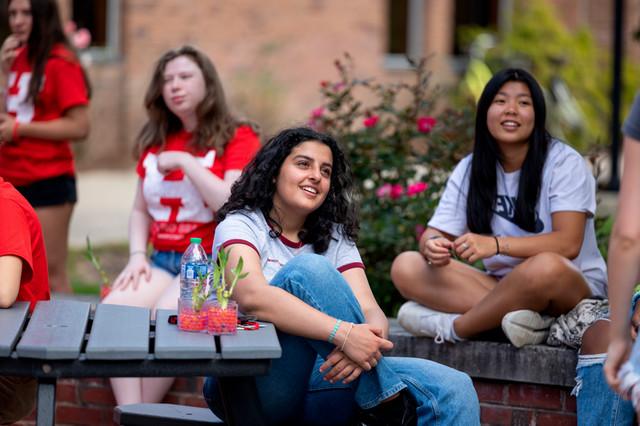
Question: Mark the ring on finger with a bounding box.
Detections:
[462,243,469,249]
[427,258,433,265]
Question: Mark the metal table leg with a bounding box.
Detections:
[36,377,56,426]
[218,376,265,426]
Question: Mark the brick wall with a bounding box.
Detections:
[13,377,208,426]
[70,0,639,170]
[12,376,576,426]
[475,379,576,426]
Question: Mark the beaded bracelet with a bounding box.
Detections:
[328,319,342,344]
[340,322,354,352]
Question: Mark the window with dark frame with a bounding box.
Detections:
[453,0,499,56]
[388,0,409,54]
[72,0,108,48]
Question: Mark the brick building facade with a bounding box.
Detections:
[46,0,640,169]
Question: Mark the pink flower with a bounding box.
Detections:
[376,183,404,199]
[72,28,92,50]
[311,107,324,119]
[415,224,426,241]
[376,183,392,198]
[407,182,429,196]
[416,116,436,133]
[363,115,379,128]
[390,184,404,199]
[333,82,346,92]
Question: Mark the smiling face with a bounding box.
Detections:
[8,0,32,44]
[486,81,535,148]
[161,55,207,125]
[272,140,333,220]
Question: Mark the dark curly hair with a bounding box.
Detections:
[216,127,359,253]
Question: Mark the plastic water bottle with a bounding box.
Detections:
[180,237,209,299]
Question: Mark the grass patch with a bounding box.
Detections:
[67,242,129,295]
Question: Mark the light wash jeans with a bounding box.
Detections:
[203,253,480,425]
[574,353,634,425]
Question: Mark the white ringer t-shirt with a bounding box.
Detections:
[213,209,364,281]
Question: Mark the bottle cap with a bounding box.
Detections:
[190,237,202,244]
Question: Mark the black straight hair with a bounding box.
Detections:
[467,68,550,234]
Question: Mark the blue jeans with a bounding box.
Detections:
[150,250,183,276]
[203,254,480,425]
[574,354,634,425]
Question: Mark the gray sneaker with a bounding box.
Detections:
[501,310,554,348]
[397,301,457,343]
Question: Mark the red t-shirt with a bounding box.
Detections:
[136,125,260,253]
[0,44,89,186]
[0,177,50,311]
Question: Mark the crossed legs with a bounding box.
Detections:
[391,251,591,338]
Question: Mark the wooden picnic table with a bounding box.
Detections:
[0,300,281,426]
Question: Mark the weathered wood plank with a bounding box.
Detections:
[220,323,281,360]
[16,300,90,359]
[86,304,150,360]
[0,302,29,356]
[154,309,219,359]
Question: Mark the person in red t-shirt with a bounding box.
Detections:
[102,45,260,405]
[0,0,91,294]
[0,176,50,424]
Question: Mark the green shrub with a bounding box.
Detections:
[309,55,475,314]
[459,0,640,151]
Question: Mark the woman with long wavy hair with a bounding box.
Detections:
[102,45,260,405]
[203,127,479,425]
[391,68,603,347]
[0,0,90,293]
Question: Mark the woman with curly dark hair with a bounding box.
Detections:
[203,127,479,426]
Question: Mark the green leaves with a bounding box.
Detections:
[85,236,110,288]
[309,54,475,314]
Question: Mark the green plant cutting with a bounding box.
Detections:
[192,247,248,311]
[85,236,111,298]
[210,247,248,310]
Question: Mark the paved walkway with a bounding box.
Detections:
[68,169,620,249]
[69,169,137,248]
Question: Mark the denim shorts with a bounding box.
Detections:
[150,250,183,276]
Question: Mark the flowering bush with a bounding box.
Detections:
[309,54,475,314]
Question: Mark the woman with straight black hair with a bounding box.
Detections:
[391,68,605,348]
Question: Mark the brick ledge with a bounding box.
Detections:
[388,319,577,388]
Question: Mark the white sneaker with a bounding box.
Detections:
[501,310,554,348]
[397,301,458,344]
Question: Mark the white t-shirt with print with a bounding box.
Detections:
[213,209,364,281]
[428,139,607,297]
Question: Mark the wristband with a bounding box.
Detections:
[129,250,147,257]
[328,319,342,344]
[494,236,500,255]
[340,322,354,351]
[428,235,443,240]
[11,121,19,142]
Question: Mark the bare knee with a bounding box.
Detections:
[580,319,610,355]
[516,252,578,292]
[391,251,426,298]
